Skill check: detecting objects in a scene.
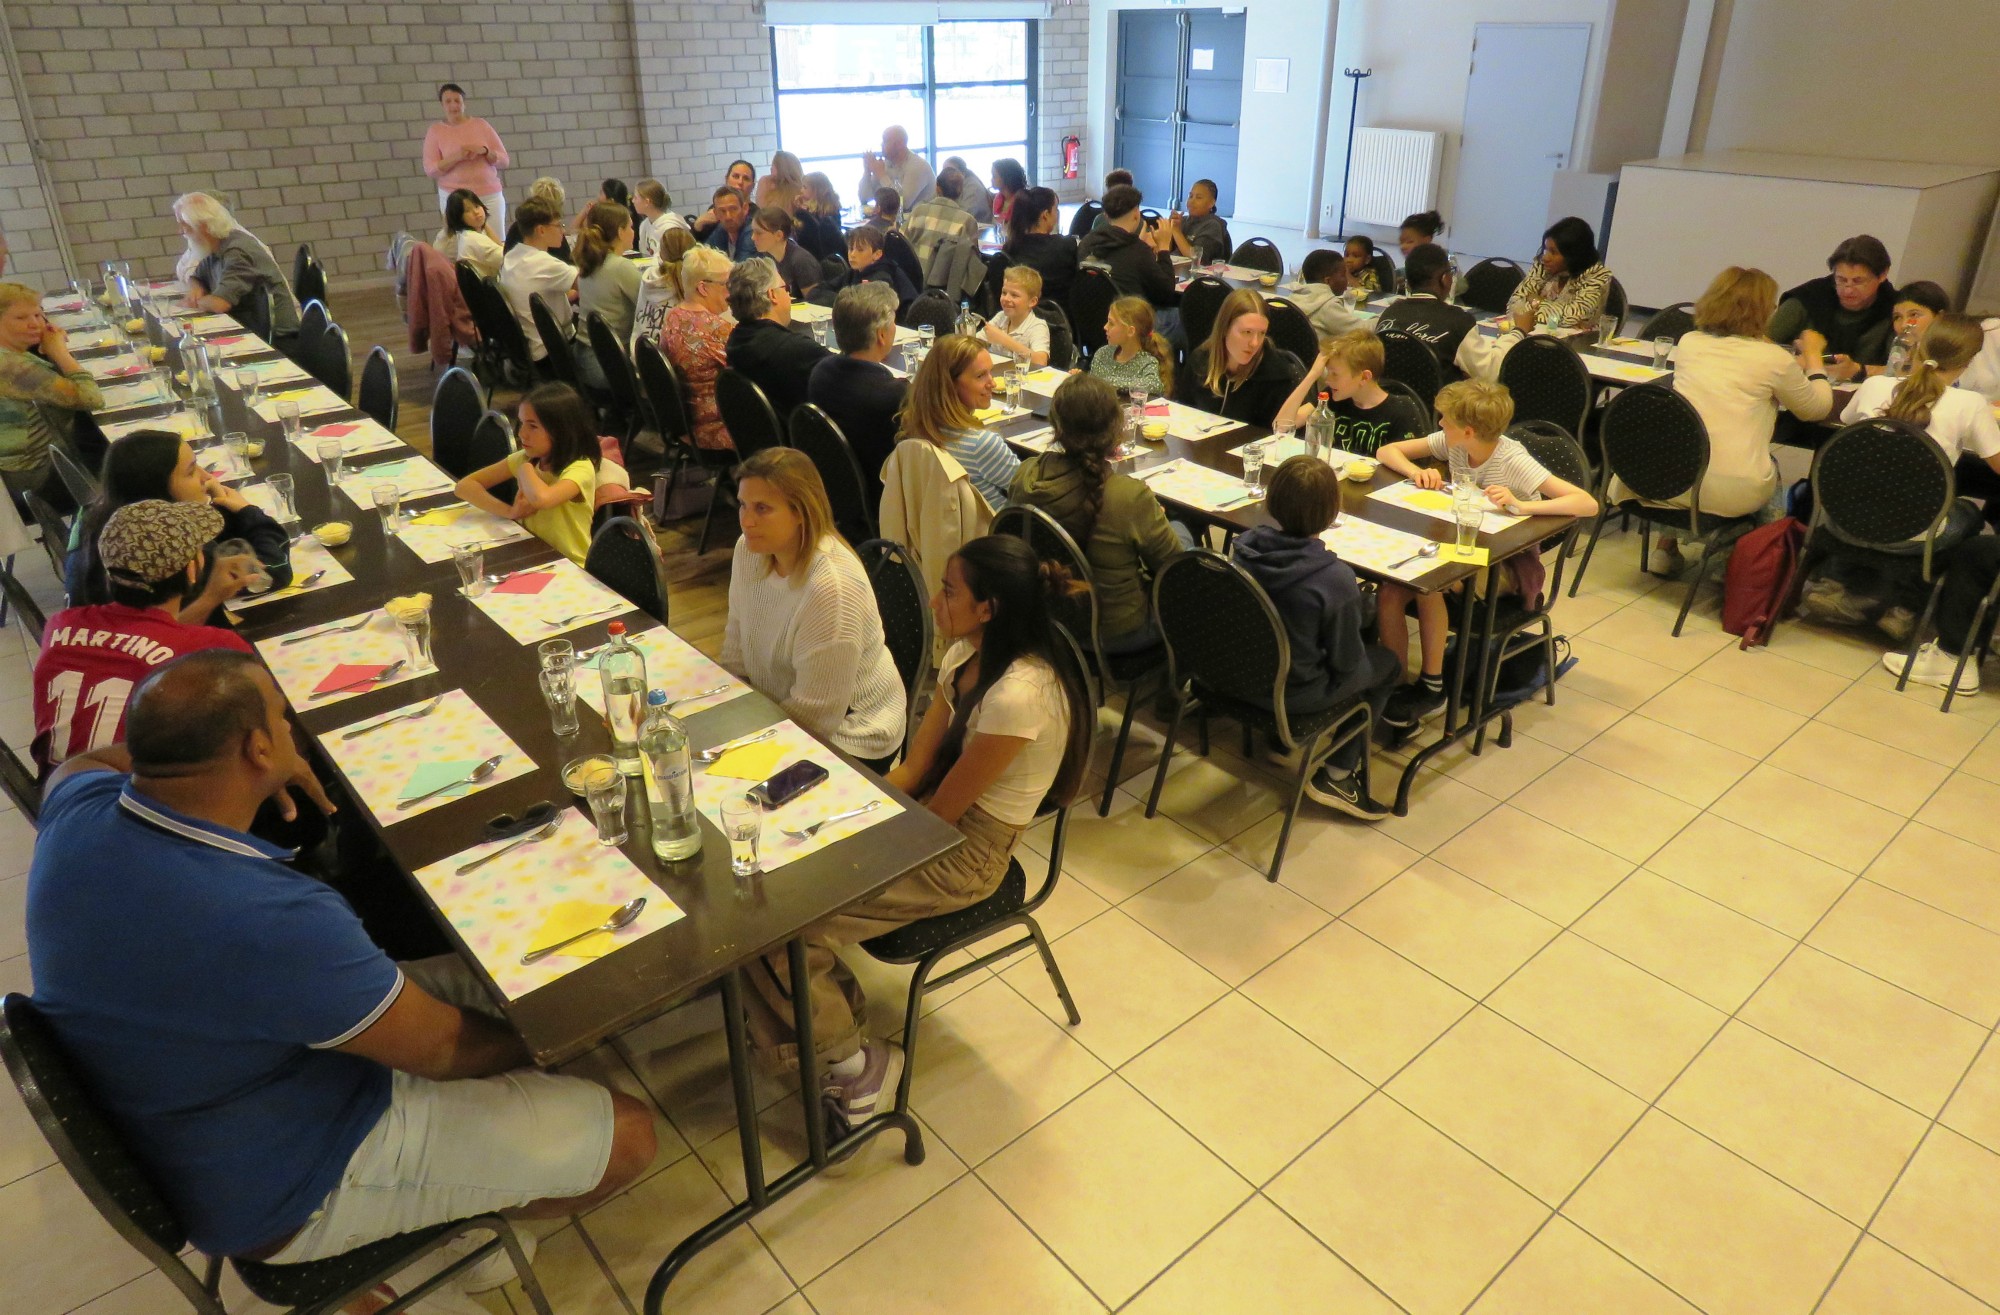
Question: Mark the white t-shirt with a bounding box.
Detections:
[990,309,1050,362]
[434,228,503,279]
[936,642,1069,828]
[1841,376,2000,465]
[1957,318,2000,401]
[1422,431,1553,502]
[499,243,577,361]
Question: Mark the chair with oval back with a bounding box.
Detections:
[1038,298,1077,371]
[428,366,488,478]
[1602,277,1629,332]
[1811,417,1977,702]
[854,537,934,749]
[1639,302,1697,343]
[713,369,784,461]
[1261,298,1318,368]
[1376,327,1444,413]
[236,284,273,342]
[583,515,670,625]
[291,244,327,308]
[585,312,651,459]
[297,299,329,351]
[306,321,351,399]
[788,405,875,543]
[1461,257,1525,314]
[1066,266,1118,358]
[49,442,99,508]
[1176,276,1232,356]
[1146,550,1380,877]
[357,346,398,431]
[1497,334,1592,453]
[637,347,738,554]
[1569,383,1759,635]
[1066,200,1102,239]
[1228,237,1283,274]
[529,294,578,388]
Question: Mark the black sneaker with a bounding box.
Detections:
[1380,683,1447,729]
[1305,765,1390,820]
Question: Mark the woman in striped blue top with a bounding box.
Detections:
[897,335,1019,510]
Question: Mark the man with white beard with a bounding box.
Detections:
[173,192,302,346]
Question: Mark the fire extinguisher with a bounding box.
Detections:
[1062,135,1080,180]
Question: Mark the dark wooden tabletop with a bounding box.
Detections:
[107,309,964,1066]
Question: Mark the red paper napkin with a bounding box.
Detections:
[106,364,144,377]
[1144,401,1170,416]
[493,571,556,595]
[210,335,244,346]
[312,662,391,695]
[313,422,358,438]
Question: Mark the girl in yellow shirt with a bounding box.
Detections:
[454,382,599,564]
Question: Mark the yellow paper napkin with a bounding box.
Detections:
[1438,543,1490,566]
[527,900,624,959]
[706,740,787,781]
[972,406,1018,425]
[410,505,474,526]
[1406,488,1454,511]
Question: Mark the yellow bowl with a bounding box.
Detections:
[1258,273,1278,287]
[143,345,166,362]
[124,318,147,334]
[243,439,265,458]
[1342,458,1379,482]
[1141,421,1168,440]
[311,521,352,547]
[563,754,619,796]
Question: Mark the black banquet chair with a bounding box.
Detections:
[1146,551,1380,879]
[584,515,670,625]
[1569,383,1759,635]
[1066,200,1102,239]
[529,294,579,388]
[303,320,351,399]
[297,299,329,352]
[236,284,273,343]
[637,347,738,555]
[456,263,532,389]
[902,291,956,336]
[858,621,1093,1122]
[428,366,488,478]
[855,537,934,750]
[788,405,875,542]
[291,244,327,309]
[1640,302,1697,344]
[1228,237,1283,274]
[357,346,398,431]
[1039,298,1077,371]
[1177,276,1232,357]
[1261,298,1318,369]
[586,312,650,458]
[713,369,784,460]
[1067,266,1118,358]
[1497,334,1593,457]
[1460,257,1524,314]
[0,992,554,1315]
[1376,327,1444,414]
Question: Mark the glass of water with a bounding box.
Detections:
[389,595,433,670]
[371,483,402,532]
[721,793,762,876]
[585,770,629,847]
[153,363,175,402]
[1598,314,1619,346]
[1452,485,1484,552]
[236,366,264,410]
[267,473,296,524]
[277,398,303,446]
[1240,440,1267,496]
[452,541,485,594]
[223,431,251,477]
[540,668,580,737]
[1653,336,1674,368]
[317,437,345,482]
[538,638,575,672]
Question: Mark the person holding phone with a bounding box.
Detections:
[743,534,1093,1131]
[719,448,905,771]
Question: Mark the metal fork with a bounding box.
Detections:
[280,612,374,646]
[543,605,626,630]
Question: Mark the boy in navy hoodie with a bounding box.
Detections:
[1231,456,1400,820]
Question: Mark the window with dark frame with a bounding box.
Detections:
[770,20,1036,218]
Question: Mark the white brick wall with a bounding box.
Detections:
[0,41,67,285]
[5,1,1098,289]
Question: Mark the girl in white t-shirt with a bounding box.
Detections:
[1840,314,2000,470]
[741,534,1091,1128]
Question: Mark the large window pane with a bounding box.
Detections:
[934,85,1026,149]
[777,89,927,162]
[773,25,923,89]
[933,145,1029,199]
[934,21,1026,82]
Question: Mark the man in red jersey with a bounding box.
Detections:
[33,499,253,777]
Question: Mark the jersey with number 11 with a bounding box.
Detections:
[30,604,252,777]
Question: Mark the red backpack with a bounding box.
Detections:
[1721,517,1806,648]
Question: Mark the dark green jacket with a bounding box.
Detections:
[1009,452,1182,641]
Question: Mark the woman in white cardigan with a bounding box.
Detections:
[1618,265,1832,576]
[721,447,907,770]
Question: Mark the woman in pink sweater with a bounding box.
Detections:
[423,83,511,235]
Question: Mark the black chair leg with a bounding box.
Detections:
[1145,690,1190,817]
[1901,576,1947,696]
[1568,507,1612,597]
[890,951,940,1115]
[1942,580,2000,712]
[696,477,723,555]
[1268,740,1321,882]
[1673,538,1719,637]
[1026,918,1081,1025]
[1100,682,1143,817]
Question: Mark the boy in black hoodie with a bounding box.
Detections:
[1231,456,1400,820]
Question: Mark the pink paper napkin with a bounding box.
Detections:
[105,364,144,377]
[313,662,392,695]
[1144,401,1170,416]
[210,335,244,346]
[492,571,556,596]
[312,422,359,438]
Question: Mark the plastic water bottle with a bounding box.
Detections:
[598,621,648,776]
[639,690,702,861]
[1886,333,1914,379]
[1307,390,1336,460]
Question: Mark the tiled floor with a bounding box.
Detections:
[6,392,2000,1311]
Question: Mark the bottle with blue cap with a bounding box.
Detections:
[639,688,701,861]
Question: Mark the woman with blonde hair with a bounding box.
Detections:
[1087,295,1174,396]
[754,150,805,218]
[898,334,1018,508]
[1175,287,1304,428]
[1843,313,2000,475]
[1629,265,1832,577]
[793,172,845,259]
[656,244,737,450]
[634,226,696,349]
[0,281,102,504]
[721,446,905,768]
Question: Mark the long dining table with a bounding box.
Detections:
[58,285,964,1313]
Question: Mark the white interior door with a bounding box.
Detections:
[1449,23,1592,263]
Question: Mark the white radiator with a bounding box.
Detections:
[1346,127,1444,228]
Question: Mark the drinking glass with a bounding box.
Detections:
[213,537,272,595]
[916,325,935,353]
[371,483,402,532]
[235,365,263,410]
[182,402,211,444]
[267,473,296,522]
[1652,336,1674,368]
[316,438,345,482]
[393,597,433,670]
[540,668,581,737]
[452,541,485,595]
[1131,387,1150,414]
[1453,497,1483,552]
[153,363,174,403]
[1240,440,1267,496]
[223,431,251,477]
[1004,370,1023,413]
[586,772,629,846]
[1597,314,1619,345]
[538,638,575,672]
[721,794,762,876]
[70,279,89,310]
[278,398,304,446]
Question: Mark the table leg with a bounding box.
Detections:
[790,938,829,1170]
[1393,568,1507,814]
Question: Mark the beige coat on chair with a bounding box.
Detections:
[879,438,992,656]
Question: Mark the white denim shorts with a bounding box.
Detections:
[268,958,613,1264]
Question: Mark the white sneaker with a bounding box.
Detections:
[1648,542,1685,577]
[439,1226,536,1294]
[1882,642,1980,695]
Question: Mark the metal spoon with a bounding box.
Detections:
[457,816,562,874]
[394,754,504,809]
[781,800,881,840]
[696,726,778,763]
[520,896,647,964]
[1390,542,1442,571]
[281,612,375,646]
[272,569,326,594]
[308,658,407,699]
[340,694,444,740]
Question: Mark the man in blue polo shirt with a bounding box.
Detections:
[27,650,655,1302]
